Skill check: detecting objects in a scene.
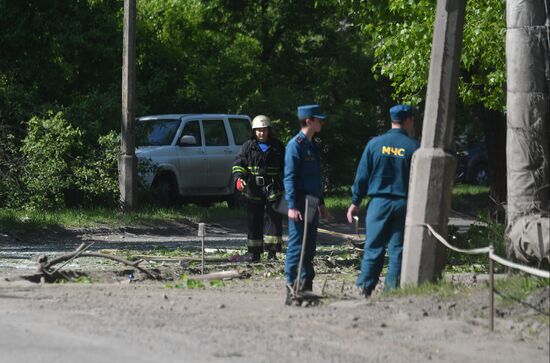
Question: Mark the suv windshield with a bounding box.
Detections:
[137,119,180,146]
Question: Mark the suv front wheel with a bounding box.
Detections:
[151,173,178,207]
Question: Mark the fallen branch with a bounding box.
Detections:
[317,227,365,249]
[133,255,231,263]
[188,270,248,281]
[38,248,161,280]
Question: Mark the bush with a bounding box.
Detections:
[20,111,83,209]
[17,111,122,210]
[0,127,25,208]
[73,131,120,207]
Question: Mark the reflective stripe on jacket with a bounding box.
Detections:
[232,138,285,202]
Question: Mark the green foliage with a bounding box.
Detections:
[1,0,511,208]
[73,131,120,206]
[21,112,84,210]
[186,279,205,289]
[0,126,25,208]
[15,111,120,210]
[209,279,225,288]
[359,0,506,111]
[166,273,206,289]
[446,221,506,274]
[74,276,94,284]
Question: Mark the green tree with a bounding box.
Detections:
[356,0,507,214]
[1,0,390,207]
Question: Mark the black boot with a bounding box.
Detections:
[360,286,373,298]
[301,279,313,292]
[247,247,262,262]
[267,250,277,260]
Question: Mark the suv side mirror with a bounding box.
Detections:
[179,135,197,146]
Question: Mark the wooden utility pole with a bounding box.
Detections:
[400,0,466,286]
[119,0,137,211]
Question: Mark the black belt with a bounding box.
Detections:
[255,175,266,186]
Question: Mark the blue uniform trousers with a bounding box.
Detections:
[285,214,319,285]
[356,196,407,291]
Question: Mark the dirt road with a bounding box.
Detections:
[0,215,548,363]
[1,278,548,363]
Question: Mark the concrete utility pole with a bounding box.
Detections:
[400,0,466,286]
[119,0,138,211]
[505,0,549,263]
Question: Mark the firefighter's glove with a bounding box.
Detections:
[236,178,247,192]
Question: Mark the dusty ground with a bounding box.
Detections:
[0,214,548,363]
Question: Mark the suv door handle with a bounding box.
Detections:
[224,149,232,154]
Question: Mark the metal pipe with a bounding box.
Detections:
[489,244,494,332]
[295,198,309,295]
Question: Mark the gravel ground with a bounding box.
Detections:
[0,216,548,363]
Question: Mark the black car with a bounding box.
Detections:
[455,142,489,185]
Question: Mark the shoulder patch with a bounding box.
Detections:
[295,135,304,143]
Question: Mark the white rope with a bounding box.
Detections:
[423,223,490,254]
[489,249,550,279]
[421,224,549,279]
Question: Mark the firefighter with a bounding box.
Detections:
[284,104,330,303]
[347,104,420,297]
[232,115,285,261]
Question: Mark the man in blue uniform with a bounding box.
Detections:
[284,104,329,304]
[347,104,420,297]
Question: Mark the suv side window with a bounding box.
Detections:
[136,119,180,146]
[229,118,251,145]
[181,120,202,146]
[203,119,228,146]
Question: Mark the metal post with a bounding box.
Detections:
[489,244,494,332]
[198,223,205,274]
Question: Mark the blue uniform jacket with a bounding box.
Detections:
[352,128,419,206]
[284,131,324,209]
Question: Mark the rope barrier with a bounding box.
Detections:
[421,224,549,278]
[419,223,549,332]
[423,224,490,254]
[489,248,550,279]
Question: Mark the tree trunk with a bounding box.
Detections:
[480,107,507,223]
[505,0,549,264]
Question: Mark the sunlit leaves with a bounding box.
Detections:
[357,0,506,111]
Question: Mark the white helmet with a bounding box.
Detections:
[252,115,271,129]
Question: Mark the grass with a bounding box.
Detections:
[323,195,369,220]
[495,274,550,307]
[0,184,488,231]
[0,202,245,231]
[383,274,549,303]
[383,280,471,298]
[446,221,507,274]
[451,184,491,218]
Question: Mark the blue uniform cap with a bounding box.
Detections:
[297,104,326,120]
[389,104,413,122]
